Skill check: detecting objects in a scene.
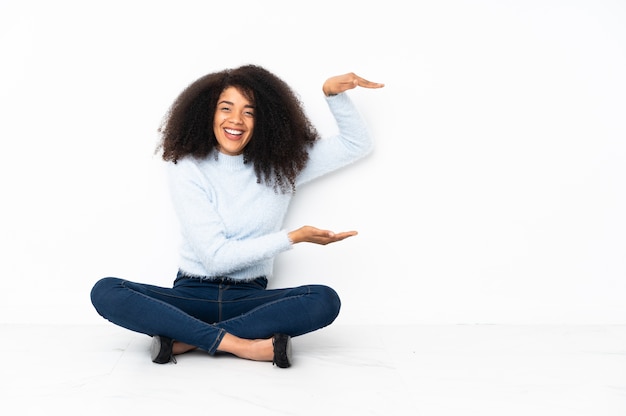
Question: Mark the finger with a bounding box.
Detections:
[333,231,358,240]
[354,75,385,89]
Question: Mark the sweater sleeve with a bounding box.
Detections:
[296,92,374,186]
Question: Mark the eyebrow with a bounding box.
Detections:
[217,100,255,109]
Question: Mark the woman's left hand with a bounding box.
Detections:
[323,73,384,96]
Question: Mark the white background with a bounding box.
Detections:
[1,0,624,326]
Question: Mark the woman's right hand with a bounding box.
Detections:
[288,225,358,245]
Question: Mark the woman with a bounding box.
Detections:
[90,65,384,368]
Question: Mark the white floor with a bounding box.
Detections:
[2,324,626,415]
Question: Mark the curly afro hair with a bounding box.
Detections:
[157,64,320,193]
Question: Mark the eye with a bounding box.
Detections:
[244,110,255,117]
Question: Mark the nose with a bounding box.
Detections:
[228,112,243,125]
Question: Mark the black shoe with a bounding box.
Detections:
[151,335,177,364]
[272,333,292,368]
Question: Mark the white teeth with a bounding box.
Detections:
[225,128,242,135]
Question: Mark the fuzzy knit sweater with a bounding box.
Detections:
[166,92,373,281]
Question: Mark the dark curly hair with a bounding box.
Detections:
[157,64,320,193]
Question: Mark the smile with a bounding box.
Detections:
[224,128,243,136]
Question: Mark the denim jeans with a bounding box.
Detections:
[90,271,341,354]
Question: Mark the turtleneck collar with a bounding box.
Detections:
[212,151,247,171]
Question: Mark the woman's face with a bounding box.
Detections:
[213,86,255,156]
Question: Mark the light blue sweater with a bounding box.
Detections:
[166,92,373,281]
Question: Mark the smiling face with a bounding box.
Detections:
[213,86,255,156]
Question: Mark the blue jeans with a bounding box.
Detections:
[90,271,341,354]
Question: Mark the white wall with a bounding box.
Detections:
[1,0,625,325]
